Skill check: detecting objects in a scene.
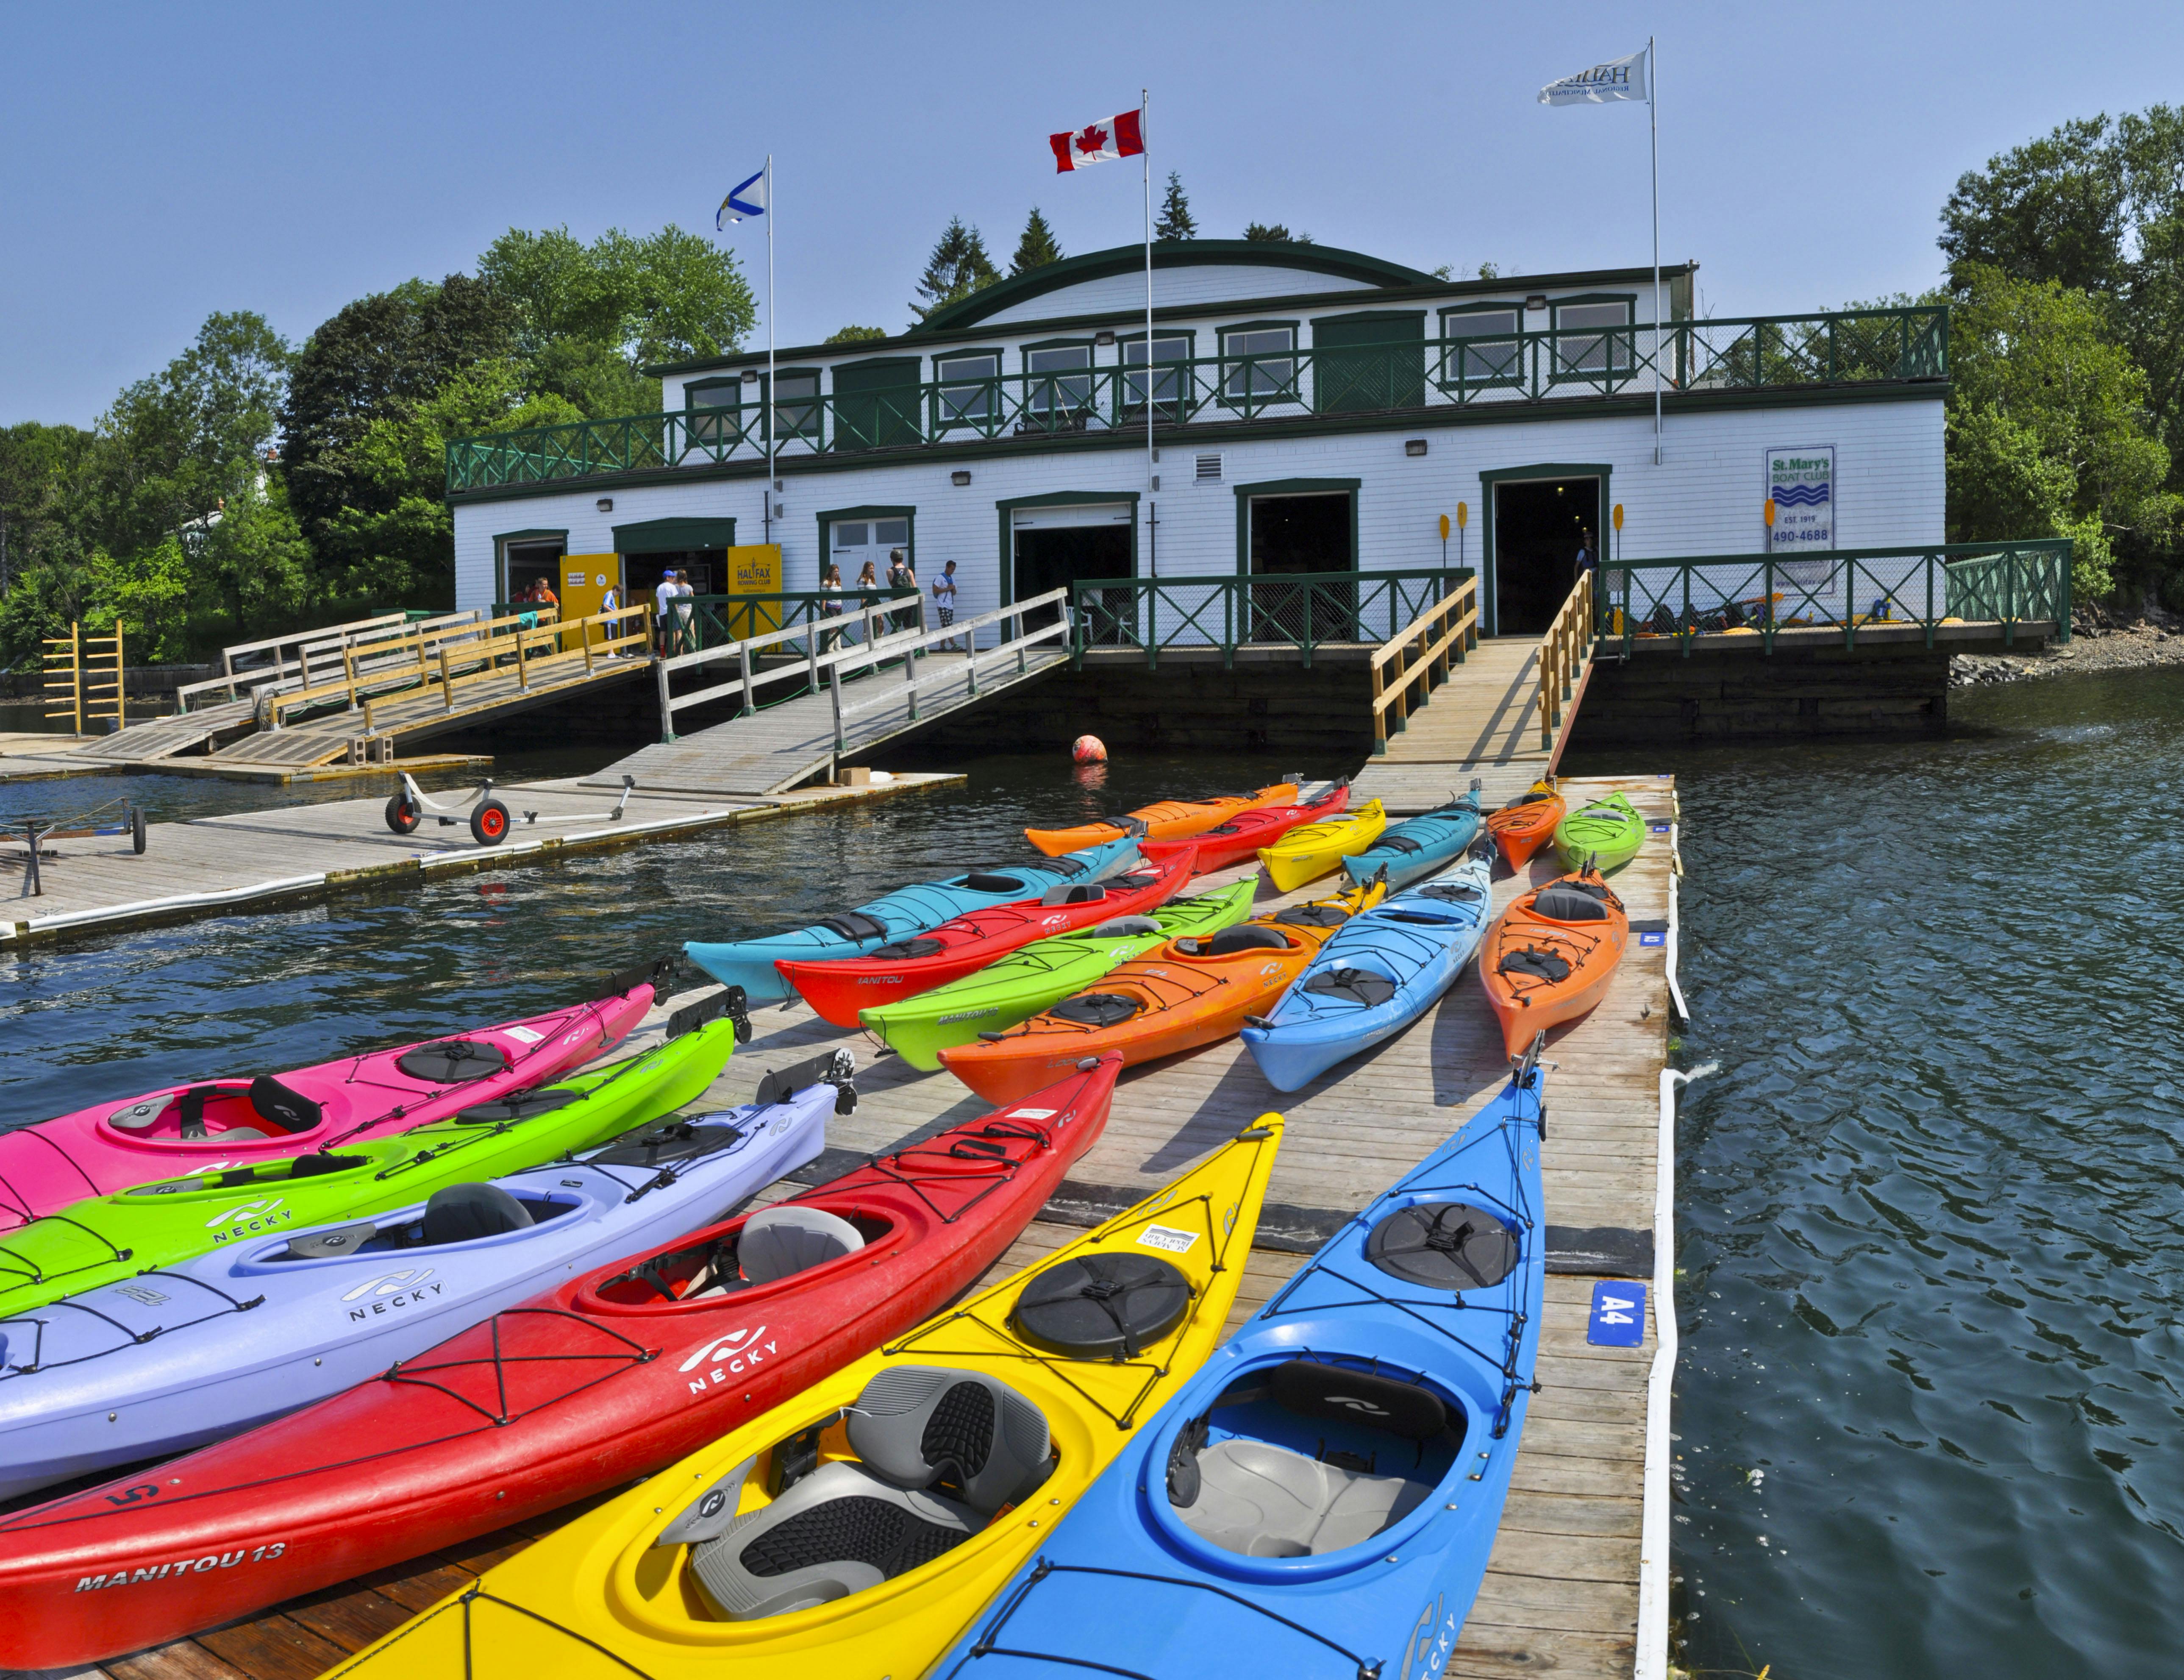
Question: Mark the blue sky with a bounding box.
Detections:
[5,0,2181,427]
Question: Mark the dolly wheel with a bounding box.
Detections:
[385,794,422,835]
[471,798,511,846]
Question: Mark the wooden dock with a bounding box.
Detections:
[58,770,1676,1680]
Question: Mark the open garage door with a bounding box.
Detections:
[1012,502,1134,637]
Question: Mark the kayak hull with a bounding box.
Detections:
[1339,794,1483,894]
[1486,782,1564,869]
[1139,782,1350,874]
[0,970,665,1232]
[1256,799,1387,893]
[1481,870,1630,1057]
[931,1075,1544,1680]
[1025,783,1297,857]
[686,840,1140,1002]
[0,1060,1119,1671]
[1245,849,1493,1092]
[858,882,1257,1069]
[1553,790,1646,874]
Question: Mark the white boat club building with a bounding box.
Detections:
[448,239,1947,639]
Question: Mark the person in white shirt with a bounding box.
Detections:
[932,560,960,650]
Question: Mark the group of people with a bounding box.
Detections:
[653,568,697,656]
[818,549,961,652]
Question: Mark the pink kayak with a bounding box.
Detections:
[0,957,672,1234]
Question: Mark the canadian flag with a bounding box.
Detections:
[1050,109,1144,172]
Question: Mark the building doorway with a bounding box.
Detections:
[1247,491,1355,641]
[502,539,564,608]
[1492,476,1599,635]
[1012,503,1132,636]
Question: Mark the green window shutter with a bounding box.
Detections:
[831,357,923,451]
[1312,312,1425,414]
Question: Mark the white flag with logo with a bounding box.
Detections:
[1539,47,1650,106]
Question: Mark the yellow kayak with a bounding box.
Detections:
[322,1115,1286,1680]
[1257,796,1387,891]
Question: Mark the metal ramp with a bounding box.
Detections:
[592,591,1071,798]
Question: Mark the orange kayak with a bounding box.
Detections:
[1025,782,1299,858]
[938,875,1380,1101]
[1480,868,1628,1057]
[1486,780,1566,868]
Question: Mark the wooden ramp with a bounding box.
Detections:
[595,645,1072,798]
[80,775,1676,1680]
[66,697,259,762]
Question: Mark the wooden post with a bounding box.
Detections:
[740,637,756,715]
[830,650,845,750]
[441,646,455,710]
[517,626,530,690]
[656,655,676,743]
[69,622,81,735]
[582,615,596,675]
[222,646,236,704]
[343,647,359,711]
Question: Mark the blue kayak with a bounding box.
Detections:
[685,836,1142,1002]
[934,1058,1545,1680]
[1243,841,1495,1092]
[0,1052,857,1503]
[1339,780,1484,894]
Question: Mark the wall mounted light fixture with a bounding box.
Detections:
[595,497,614,512]
[1404,439,1428,458]
[951,470,973,487]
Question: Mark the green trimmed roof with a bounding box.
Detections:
[909,239,1435,335]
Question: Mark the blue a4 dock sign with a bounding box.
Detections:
[1588,1280,1647,1347]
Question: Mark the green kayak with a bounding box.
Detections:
[860,879,1257,1070]
[0,998,747,1321]
[1553,790,1647,874]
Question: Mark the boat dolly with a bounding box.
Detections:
[383,774,636,846]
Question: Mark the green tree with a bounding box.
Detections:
[825,325,888,344]
[477,224,754,368]
[1011,208,1063,276]
[1941,116,2128,296]
[0,421,94,599]
[910,218,1000,320]
[1154,172,1197,241]
[1242,222,1312,244]
[1945,264,2177,597]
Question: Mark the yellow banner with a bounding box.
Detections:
[723,543,784,638]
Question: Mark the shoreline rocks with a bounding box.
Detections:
[1951,610,2184,688]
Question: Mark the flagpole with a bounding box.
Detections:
[765,153,776,546]
[1649,40,1661,467]
[1142,89,1156,577]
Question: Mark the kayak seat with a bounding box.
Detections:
[817,911,889,942]
[248,1075,324,1133]
[394,1040,510,1084]
[870,937,945,961]
[1168,1363,1451,1558]
[1302,966,1400,1007]
[420,1182,534,1245]
[1091,915,1159,937]
[1181,925,1290,957]
[1040,882,1105,906]
[1533,887,1611,923]
[689,1367,1051,1621]
[737,1206,865,1286]
[959,873,1027,894]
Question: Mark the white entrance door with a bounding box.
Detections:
[829,517,909,590]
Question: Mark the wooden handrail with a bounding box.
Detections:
[1536,571,1595,750]
[177,609,491,709]
[1368,576,1479,754]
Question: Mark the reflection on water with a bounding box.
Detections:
[1561,667,2184,1677]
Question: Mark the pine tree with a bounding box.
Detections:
[1155,172,1197,241]
[1242,222,1312,244]
[1010,208,1063,276]
[910,218,1001,320]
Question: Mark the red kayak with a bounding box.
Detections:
[0,1054,1123,1670]
[776,849,1193,1028]
[1141,779,1350,874]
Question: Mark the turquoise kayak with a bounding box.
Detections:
[1340,780,1484,893]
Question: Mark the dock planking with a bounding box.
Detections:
[57,770,1674,1680]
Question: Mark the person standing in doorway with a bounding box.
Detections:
[599,579,621,656]
[886,548,917,635]
[1573,529,1598,590]
[852,560,879,647]
[671,569,697,656]
[932,559,960,651]
[654,570,679,656]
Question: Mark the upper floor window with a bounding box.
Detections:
[1026,344,1092,412]
[1123,335,1191,406]
[1440,308,1521,386]
[772,372,820,436]
[686,379,743,409]
[1222,327,1295,400]
[936,351,1001,424]
[1553,301,1632,375]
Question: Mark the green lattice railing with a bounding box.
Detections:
[1067,568,1472,668]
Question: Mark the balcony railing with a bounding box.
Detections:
[446,307,1948,493]
[1596,538,2073,654]
[1068,568,1472,668]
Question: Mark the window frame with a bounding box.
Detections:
[765,367,824,443]
[1115,328,1198,418]
[1217,319,1301,410]
[932,347,1006,434]
[1020,337,1097,426]
[1548,292,1639,384]
[1436,302,1526,394]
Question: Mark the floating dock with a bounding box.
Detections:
[66,770,1679,1680]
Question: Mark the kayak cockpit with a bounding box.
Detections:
[255,1182,579,1263]
[1159,1358,1463,1561]
[101,1076,328,1146]
[641,1367,1057,1623]
[587,1206,897,1307]
[122,1151,372,1197]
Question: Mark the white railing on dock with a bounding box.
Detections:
[175,609,491,713]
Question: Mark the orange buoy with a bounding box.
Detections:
[1073,734,1107,764]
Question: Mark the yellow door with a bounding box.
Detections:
[723,543,783,640]
[558,554,621,651]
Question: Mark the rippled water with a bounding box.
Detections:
[7,675,2181,1676]
[1564,669,2184,1677]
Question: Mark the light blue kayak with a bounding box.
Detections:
[933,1057,1545,1680]
[1244,840,1494,1091]
[686,836,1142,1002]
[1339,779,1483,894]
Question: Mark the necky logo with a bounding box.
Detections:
[680,1324,778,1394]
[342,1268,436,1303]
[1323,1393,1392,1418]
[205,1195,281,1229]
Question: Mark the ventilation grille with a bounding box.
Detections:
[1195,453,1223,483]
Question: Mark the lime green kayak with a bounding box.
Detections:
[0,1002,746,1321]
[1553,791,1647,874]
[860,880,1258,1069]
